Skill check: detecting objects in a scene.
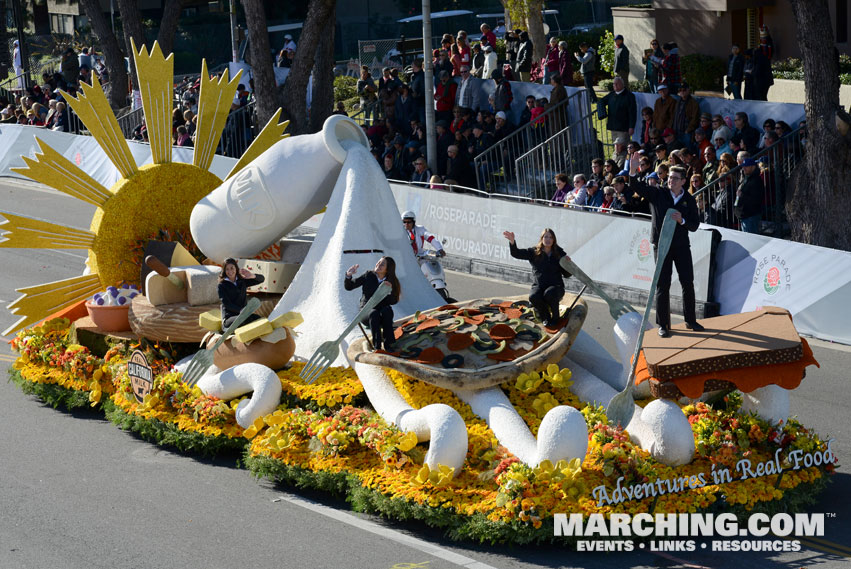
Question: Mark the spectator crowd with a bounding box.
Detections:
[354,19,795,235]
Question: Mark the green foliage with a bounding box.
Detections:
[680,53,726,91]
[103,400,248,457]
[772,55,851,85]
[8,369,95,411]
[597,30,615,76]
[334,75,358,102]
[630,79,650,93]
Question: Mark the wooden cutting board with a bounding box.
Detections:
[642,307,802,381]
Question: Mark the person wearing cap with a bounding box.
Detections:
[515,31,534,82]
[628,156,702,337]
[613,34,630,83]
[712,125,732,158]
[574,42,597,102]
[491,68,513,112]
[598,76,636,145]
[482,44,497,81]
[735,158,764,233]
[282,34,296,54]
[662,127,684,153]
[673,82,699,146]
[654,143,669,167]
[455,65,475,111]
[653,83,676,132]
[659,42,681,93]
[692,127,711,164]
[434,70,457,124]
[492,110,515,142]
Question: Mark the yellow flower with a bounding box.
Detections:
[398,431,418,452]
[532,393,559,417]
[516,372,544,393]
[242,416,266,439]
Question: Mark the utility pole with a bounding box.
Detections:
[422,0,436,175]
[229,0,239,62]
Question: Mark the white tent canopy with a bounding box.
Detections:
[398,10,473,23]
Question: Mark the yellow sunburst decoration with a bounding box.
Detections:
[0,41,290,335]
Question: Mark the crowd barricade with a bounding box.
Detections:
[693,126,805,237]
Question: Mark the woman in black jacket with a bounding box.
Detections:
[344,257,401,351]
[502,229,571,327]
[217,258,264,329]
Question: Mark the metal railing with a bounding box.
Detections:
[218,100,256,158]
[116,108,144,140]
[693,126,805,237]
[474,89,594,194]
[349,99,382,127]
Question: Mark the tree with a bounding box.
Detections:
[241,0,279,126]
[785,0,851,251]
[279,0,336,134]
[116,0,145,92]
[78,0,129,109]
[309,3,335,133]
[241,0,336,135]
[156,0,186,57]
[501,0,546,62]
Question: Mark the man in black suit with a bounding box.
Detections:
[628,157,704,337]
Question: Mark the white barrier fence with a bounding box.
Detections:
[0,124,847,344]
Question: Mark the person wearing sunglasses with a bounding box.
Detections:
[628,156,703,338]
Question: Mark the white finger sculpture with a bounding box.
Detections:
[455,386,588,467]
[195,362,282,429]
[355,363,467,474]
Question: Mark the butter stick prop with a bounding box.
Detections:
[145,255,184,289]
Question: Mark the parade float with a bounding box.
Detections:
[2,43,836,545]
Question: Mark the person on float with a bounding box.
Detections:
[501,228,571,328]
[344,257,401,352]
[401,210,445,258]
[217,258,264,329]
[627,156,702,337]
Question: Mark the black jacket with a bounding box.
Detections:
[344,271,399,310]
[509,242,570,291]
[598,88,637,133]
[629,178,700,246]
[735,170,764,219]
[218,274,265,321]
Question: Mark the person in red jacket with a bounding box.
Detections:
[543,37,560,85]
[434,71,457,123]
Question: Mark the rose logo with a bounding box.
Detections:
[637,239,651,262]
[75,152,82,165]
[764,266,781,295]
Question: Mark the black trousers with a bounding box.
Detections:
[222,313,260,330]
[364,306,395,349]
[530,285,565,322]
[653,243,696,329]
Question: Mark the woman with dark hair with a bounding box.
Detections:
[344,257,401,351]
[217,258,264,329]
[502,228,571,327]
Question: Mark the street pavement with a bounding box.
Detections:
[0,177,848,568]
